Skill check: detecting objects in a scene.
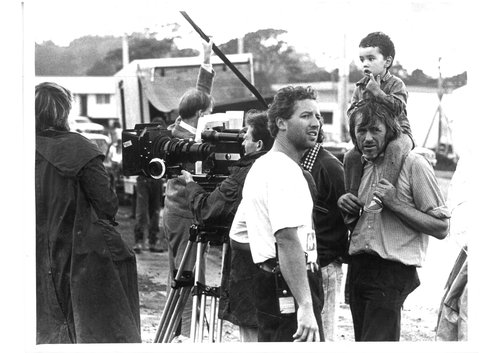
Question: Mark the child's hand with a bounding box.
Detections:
[365,73,382,96]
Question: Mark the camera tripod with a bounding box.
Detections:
[154,224,229,343]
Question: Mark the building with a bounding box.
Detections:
[34,76,117,127]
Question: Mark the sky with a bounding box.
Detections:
[27,0,471,77]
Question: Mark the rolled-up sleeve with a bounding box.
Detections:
[409,154,451,219]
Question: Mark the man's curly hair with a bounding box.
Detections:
[267,86,318,137]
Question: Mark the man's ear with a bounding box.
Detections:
[256,140,263,151]
[384,56,393,68]
[276,117,287,131]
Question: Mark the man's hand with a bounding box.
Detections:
[177,170,194,186]
[372,178,398,209]
[337,193,364,215]
[293,305,320,342]
[202,38,213,65]
[365,73,384,97]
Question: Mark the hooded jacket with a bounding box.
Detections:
[36,129,140,343]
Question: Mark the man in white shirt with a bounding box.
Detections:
[231,86,324,342]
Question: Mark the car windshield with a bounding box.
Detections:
[90,139,109,154]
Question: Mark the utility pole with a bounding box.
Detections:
[437,57,444,153]
[337,33,350,142]
[237,37,244,54]
[122,33,130,68]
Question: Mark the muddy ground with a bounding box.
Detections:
[115,171,457,343]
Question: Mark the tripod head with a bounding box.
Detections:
[189,224,229,246]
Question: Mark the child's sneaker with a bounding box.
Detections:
[364,195,383,213]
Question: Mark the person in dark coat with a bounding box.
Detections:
[35,82,141,343]
[300,125,349,341]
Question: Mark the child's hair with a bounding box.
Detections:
[359,32,395,69]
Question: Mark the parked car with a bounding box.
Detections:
[69,115,106,134]
[80,132,111,155]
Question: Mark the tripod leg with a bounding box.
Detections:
[154,283,180,342]
[154,240,195,343]
[197,293,207,342]
[190,240,207,342]
[208,296,217,342]
[163,286,191,342]
[216,242,229,342]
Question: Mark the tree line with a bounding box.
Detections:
[35,28,466,94]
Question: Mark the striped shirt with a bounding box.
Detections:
[349,152,450,267]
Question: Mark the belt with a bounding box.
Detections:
[256,259,316,273]
[257,258,278,273]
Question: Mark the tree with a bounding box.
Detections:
[218,28,330,93]
[86,32,197,76]
[35,36,122,76]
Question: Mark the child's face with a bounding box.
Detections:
[359,46,392,77]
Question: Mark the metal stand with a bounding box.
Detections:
[154,224,228,343]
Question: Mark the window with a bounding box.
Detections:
[96,94,111,104]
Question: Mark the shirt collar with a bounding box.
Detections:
[178,120,197,135]
[361,152,385,165]
[301,143,321,172]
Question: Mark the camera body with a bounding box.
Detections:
[122,123,245,181]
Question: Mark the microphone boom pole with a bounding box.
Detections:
[180,11,269,109]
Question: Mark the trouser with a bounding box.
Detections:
[320,261,343,341]
[219,241,258,329]
[134,176,163,245]
[253,266,324,342]
[348,253,420,341]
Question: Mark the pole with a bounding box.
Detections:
[179,11,268,109]
[337,33,350,142]
[437,57,444,153]
[122,33,129,68]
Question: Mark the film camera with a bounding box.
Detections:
[122,123,245,184]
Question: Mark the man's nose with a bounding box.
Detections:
[365,131,374,141]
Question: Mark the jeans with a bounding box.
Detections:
[320,261,343,341]
[348,253,420,341]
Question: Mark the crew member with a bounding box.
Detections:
[177,110,274,342]
[231,86,324,342]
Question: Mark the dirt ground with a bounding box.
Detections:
[116,171,456,343]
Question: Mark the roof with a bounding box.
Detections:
[114,53,253,78]
[34,76,116,94]
[272,81,442,94]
